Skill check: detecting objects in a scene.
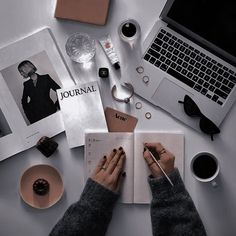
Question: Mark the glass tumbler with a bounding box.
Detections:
[65,32,96,63]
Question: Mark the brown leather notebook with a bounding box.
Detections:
[54,0,110,25]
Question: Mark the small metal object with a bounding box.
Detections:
[135,102,142,109]
[136,66,144,74]
[145,112,152,119]
[159,148,167,155]
[111,82,134,103]
[142,75,149,84]
[99,67,109,78]
[101,165,107,171]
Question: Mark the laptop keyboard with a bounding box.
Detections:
[143,28,236,106]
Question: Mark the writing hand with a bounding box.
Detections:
[143,142,175,178]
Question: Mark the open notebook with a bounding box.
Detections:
[84,131,184,204]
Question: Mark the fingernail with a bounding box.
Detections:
[113,148,117,153]
[119,146,123,151]
[103,155,106,159]
[122,172,126,177]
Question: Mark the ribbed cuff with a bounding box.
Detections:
[148,168,186,200]
[80,178,119,211]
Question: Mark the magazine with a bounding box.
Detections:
[85,131,184,204]
[0,28,75,161]
[57,81,108,148]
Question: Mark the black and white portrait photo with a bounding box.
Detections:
[0,28,75,161]
[0,51,62,125]
[0,108,12,138]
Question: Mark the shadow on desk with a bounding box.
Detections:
[196,175,236,236]
[19,191,68,234]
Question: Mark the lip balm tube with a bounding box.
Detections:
[99,34,120,70]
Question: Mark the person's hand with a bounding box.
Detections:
[143,142,175,178]
[91,147,126,193]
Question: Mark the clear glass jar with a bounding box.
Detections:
[65,32,96,63]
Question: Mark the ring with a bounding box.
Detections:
[142,76,149,84]
[136,66,144,74]
[159,148,166,155]
[111,82,134,103]
[145,112,152,119]
[101,165,107,171]
[148,161,155,166]
[135,102,142,109]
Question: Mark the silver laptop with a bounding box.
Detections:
[129,0,236,138]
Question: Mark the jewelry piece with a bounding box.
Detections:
[101,165,107,171]
[148,161,155,166]
[145,112,152,119]
[142,76,149,84]
[111,83,134,103]
[135,102,142,109]
[159,148,166,155]
[136,66,144,74]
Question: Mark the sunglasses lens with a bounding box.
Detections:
[199,117,220,134]
[183,95,201,116]
[179,95,220,140]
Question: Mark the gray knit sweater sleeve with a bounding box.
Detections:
[49,178,119,236]
[148,168,207,236]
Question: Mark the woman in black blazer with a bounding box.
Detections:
[18,60,61,124]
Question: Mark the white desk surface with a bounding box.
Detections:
[1,0,236,235]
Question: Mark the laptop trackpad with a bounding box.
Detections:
[151,78,199,129]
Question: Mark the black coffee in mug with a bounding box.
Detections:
[192,154,218,179]
[119,19,140,49]
[121,22,137,38]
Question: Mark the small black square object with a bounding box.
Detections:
[99,68,109,78]
[36,136,58,157]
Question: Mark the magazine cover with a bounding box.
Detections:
[0,28,75,161]
[57,81,108,148]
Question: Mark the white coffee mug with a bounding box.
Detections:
[190,152,220,187]
[118,19,141,49]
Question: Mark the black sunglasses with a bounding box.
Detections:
[178,95,220,141]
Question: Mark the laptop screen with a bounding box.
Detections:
[161,0,236,66]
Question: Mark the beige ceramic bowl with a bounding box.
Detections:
[19,164,64,209]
